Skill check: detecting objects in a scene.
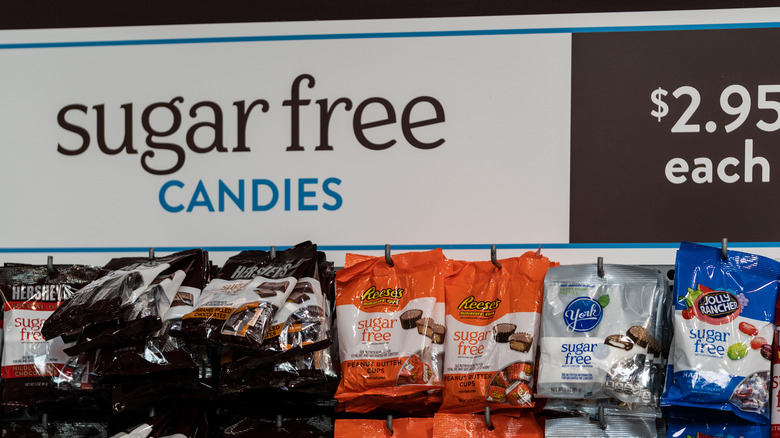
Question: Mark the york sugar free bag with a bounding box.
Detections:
[335,249,446,410]
[667,241,780,423]
[439,252,556,413]
[537,264,665,403]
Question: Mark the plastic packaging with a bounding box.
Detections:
[0,264,101,412]
[335,417,434,438]
[536,263,666,405]
[667,407,769,438]
[431,411,542,437]
[180,242,317,351]
[666,241,780,423]
[334,248,446,412]
[439,252,556,413]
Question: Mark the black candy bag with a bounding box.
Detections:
[42,249,205,345]
[180,242,318,352]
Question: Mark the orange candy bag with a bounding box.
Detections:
[335,249,447,411]
[439,251,557,413]
[432,411,542,438]
[335,417,435,438]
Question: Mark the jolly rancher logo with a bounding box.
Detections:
[457,296,501,318]
[361,286,405,307]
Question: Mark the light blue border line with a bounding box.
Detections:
[0,242,777,253]
[3,21,780,50]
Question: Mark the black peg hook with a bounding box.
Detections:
[484,406,494,431]
[46,256,55,276]
[490,245,502,270]
[597,257,605,278]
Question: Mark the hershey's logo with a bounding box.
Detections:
[11,284,75,301]
[230,258,307,280]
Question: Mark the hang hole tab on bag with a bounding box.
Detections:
[484,406,494,431]
[597,257,605,278]
[385,244,394,267]
[490,245,502,270]
[722,238,728,261]
[386,414,394,435]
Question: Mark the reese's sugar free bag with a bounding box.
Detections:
[439,252,556,414]
[335,248,447,412]
[667,241,780,423]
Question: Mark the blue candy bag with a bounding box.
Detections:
[666,242,780,423]
[667,407,769,438]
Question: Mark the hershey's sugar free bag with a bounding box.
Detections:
[666,242,780,423]
[0,264,101,412]
[219,255,338,395]
[41,249,204,344]
[181,242,317,351]
[537,264,666,404]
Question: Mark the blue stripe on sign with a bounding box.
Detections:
[1,21,780,50]
[0,242,777,253]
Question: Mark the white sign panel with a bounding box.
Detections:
[2,10,780,266]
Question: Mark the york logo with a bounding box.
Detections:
[361,286,404,307]
[695,291,741,325]
[563,297,603,332]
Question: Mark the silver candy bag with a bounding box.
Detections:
[536,263,667,405]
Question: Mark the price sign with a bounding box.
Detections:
[569,28,780,243]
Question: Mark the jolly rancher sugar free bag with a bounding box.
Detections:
[335,248,447,412]
[439,252,556,414]
[667,241,780,423]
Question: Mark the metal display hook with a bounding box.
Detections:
[484,406,494,431]
[721,238,728,260]
[597,257,605,278]
[385,244,394,267]
[148,247,155,260]
[46,255,56,276]
[490,245,502,270]
[276,414,283,428]
[386,414,394,435]
[270,246,277,260]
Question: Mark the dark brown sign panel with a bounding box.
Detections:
[570,28,780,243]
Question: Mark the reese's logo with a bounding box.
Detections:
[457,296,501,318]
[360,286,404,307]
